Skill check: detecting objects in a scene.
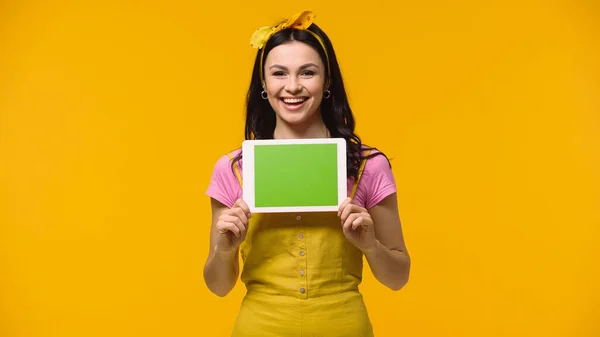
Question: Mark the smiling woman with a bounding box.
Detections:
[233,12,381,179]
[202,10,411,337]
[264,48,326,122]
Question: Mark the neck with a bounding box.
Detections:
[273,117,330,140]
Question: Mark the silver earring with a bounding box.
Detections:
[261,91,268,99]
[324,90,331,99]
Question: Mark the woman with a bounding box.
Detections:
[203,11,410,336]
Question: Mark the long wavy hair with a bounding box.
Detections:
[232,23,389,180]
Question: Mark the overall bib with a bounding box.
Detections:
[227,151,374,337]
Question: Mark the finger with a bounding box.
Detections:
[343,213,360,233]
[337,197,352,216]
[352,214,372,231]
[234,198,252,218]
[230,208,249,227]
[222,215,247,237]
[340,203,359,224]
[222,206,249,225]
[218,222,241,237]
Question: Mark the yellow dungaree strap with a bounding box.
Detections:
[350,149,371,199]
[228,152,243,188]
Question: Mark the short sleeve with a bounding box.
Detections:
[206,150,243,208]
[353,152,396,209]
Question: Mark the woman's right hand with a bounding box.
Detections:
[215,198,251,254]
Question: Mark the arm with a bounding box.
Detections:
[202,198,242,297]
[363,193,411,291]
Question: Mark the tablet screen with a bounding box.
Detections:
[242,138,347,213]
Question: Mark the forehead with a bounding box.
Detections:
[264,41,324,68]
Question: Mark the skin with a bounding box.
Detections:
[203,41,410,297]
[264,40,329,139]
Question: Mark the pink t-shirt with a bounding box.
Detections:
[206,148,396,210]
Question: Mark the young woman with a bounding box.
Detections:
[203,11,410,337]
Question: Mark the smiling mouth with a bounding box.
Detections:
[281,97,308,105]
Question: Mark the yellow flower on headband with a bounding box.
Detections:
[250,11,316,49]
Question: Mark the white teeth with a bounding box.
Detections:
[283,98,306,104]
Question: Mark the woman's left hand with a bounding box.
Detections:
[338,197,377,253]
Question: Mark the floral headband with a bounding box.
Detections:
[249,11,331,88]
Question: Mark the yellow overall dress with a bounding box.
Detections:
[227,151,374,337]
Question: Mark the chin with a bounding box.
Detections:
[275,107,316,125]
[277,113,312,125]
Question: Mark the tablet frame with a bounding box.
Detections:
[242,138,347,213]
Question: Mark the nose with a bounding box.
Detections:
[284,76,302,94]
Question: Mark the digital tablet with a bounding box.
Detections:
[242,138,347,213]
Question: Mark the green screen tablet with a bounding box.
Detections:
[242,138,347,213]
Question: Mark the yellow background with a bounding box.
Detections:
[1,1,598,336]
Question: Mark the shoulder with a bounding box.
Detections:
[206,148,243,208]
[213,148,242,170]
[361,146,391,173]
[355,146,396,209]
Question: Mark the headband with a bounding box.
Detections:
[249,11,331,88]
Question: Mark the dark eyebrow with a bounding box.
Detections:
[269,63,320,70]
